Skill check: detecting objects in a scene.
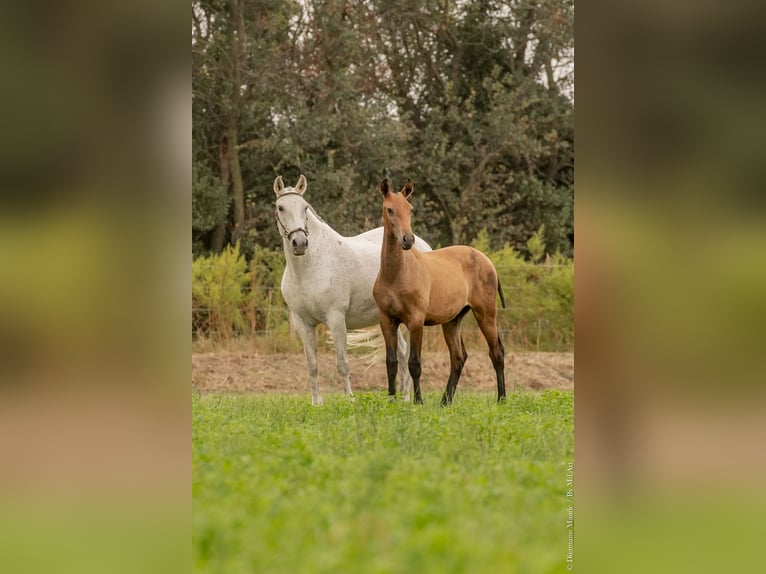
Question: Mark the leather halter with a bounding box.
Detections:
[275,191,310,240]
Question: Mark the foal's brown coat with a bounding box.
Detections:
[373,179,506,404]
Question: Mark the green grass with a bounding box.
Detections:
[193,391,574,574]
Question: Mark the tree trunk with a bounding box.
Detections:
[227,122,245,244]
[210,133,232,253]
[226,0,245,245]
[210,222,227,253]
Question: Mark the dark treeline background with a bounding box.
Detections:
[192,0,573,260]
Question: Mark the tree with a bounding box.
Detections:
[192,160,230,257]
[192,0,574,258]
[367,0,573,253]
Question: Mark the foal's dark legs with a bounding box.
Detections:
[379,314,401,398]
[493,337,506,401]
[441,316,468,406]
[407,324,424,404]
[475,308,506,402]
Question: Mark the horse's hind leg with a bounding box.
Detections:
[441,317,468,406]
[293,314,322,405]
[396,325,412,401]
[326,311,353,398]
[474,307,506,402]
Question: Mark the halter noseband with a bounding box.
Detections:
[275,191,310,240]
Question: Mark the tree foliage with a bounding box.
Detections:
[192,161,230,255]
[192,0,574,258]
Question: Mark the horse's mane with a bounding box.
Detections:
[278,189,327,226]
[306,203,326,225]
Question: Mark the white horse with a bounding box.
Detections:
[274,174,431,405]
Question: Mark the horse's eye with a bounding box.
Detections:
[277,206,283,211]
[386,207,393,215]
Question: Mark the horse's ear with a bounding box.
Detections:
[402,179,414,198]
[295,174,307,195]
[273,175,284,197]
[380,178,390,197]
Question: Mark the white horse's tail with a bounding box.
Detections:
[328,325,413,399]
[329,325,410,371]
[328,326,385,371]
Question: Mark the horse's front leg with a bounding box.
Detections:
[379,313,401,399]
[326,311,352,398]
[396,325,412,402]
[407,323,424,405]
[292,314,321,405]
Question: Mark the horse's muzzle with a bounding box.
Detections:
[291,234,308,255]
[401,233,415,250]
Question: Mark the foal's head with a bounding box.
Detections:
[274,175,310,255]
[380,178,415,250]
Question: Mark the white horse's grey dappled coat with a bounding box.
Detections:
[274,175,431,405]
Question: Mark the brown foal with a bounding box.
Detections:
[372,178,507,405]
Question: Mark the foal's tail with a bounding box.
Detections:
[497,276,507,309]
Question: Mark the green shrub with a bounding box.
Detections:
[192,234,573,352]
[248,245,290,335]
[192,244,251,340]
[192,244,296,349]
[472,229,573,351]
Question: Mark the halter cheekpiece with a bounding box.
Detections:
[275,191,310,240]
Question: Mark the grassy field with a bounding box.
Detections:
[193,391,574,574]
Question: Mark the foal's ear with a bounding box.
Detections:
[401,179,414,198]
[295,174,307,195]
[380,178,391,197]
[273,175,284,197]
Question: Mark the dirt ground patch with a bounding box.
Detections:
[192,350,573,395]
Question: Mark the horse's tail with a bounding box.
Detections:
[329,325,410,371]
[331,326,385,371]
[497,276,507,309]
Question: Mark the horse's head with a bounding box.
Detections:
[274,174,310,256]
[380,178,415,250]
